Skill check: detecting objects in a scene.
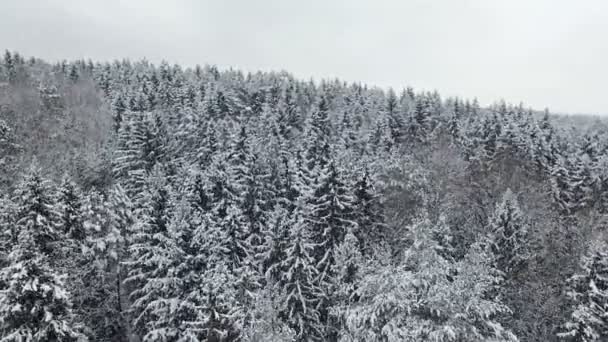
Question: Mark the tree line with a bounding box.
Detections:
[1,50,608,341]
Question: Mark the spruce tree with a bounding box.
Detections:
[558,240,608,341]
[343,214,517,342]
[489,189,532,276]
[352,170,387,256]
[123,169,173,339]
[277,205,323,341]
[79,189,130,342]
[0,168,86,341]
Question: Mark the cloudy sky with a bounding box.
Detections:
[1,0,607,114]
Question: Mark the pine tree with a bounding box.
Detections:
[385,89,404,144]
[343,214,517,342]
[3,50,15,83]
[10,166,60,256]
[0,226,87,341]
[136,197,200,342]
[0,195,15,270]
[68,64,79,83]
[352,170,387,256]
[111,93,127,132]
[489,189,532,276]
[551,155,575,215]
[57,176,85,242]
[307,161,355,276]
[187,210,241,341]
[228,125,274,278]
[304,94,332,173]
[123,169,174,339]
[447,98,462,144]
[76,189,130,342]
[327,229,363,340]
[113,111,169,198]
[407,94,432,145]
[276,205,323,341]
[0,168,86,341]
[558,240,608,341]
[304,160,356,339]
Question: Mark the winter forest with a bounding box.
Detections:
[1,50,608,342]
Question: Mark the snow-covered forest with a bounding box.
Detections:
[1,50,608,342]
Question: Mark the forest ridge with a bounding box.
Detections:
[0,51,607,342]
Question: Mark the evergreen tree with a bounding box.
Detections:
[113,111,169,198]
[0,168,86,341]
[343,215,517,342]
[188,210,241,341]
[79,185,133,342]
[352,170,387,256]
[10,166,60,256]
[558,240,608,341]
[277,205,324,341]
[307,161,355,277]
[123,169,173,339]
[136,197,200,342]
[407,94,432,145]
[0,225,87,341]
[385,89,404,144]
[111,93,127,132]
[489,189,532,276]
[57,176,85,242]
[3,50,15,83]
[68,64,79,82]
[304,94,332,173]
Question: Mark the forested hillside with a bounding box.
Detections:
[1,50,608,342]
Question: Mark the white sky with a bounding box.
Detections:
[1,0,607,114]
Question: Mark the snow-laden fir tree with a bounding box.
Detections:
[488,189,532,276]
[79,188,130,342]
[134,197,201,342]
[241,287,295,342]
[385,89,405,145]
[0,167,86,341]
[327,228,364,341]
[342,214,518,342]
[276,203,324,341]
[351,169,387,256]
[307,160,355,276]
[57,176,86,242]
[9,165,60,256]
[113,111,170,199]
[304,94,332,173]
[123,167,174,339]
[187,211,241,342]
[558,240,608,341]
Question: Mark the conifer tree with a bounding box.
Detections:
[488,189,532,276]
[68,64,79,83]
[343,215,517,342]
[78,189,130,342]
[558,240,608,341]
[57,176,85,242]
[328,228,363,340]
[135,197,200,342]
[188,209,241,341]
[123,168,174,339]
[111,93,127,132]
[385,89,404,144]
[307,161,355,277]
[277,204,324,341]
[352,170,387,256]
[0,167,86,341]
[304,94,332,172]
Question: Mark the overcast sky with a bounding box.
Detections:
[1,0,607,114]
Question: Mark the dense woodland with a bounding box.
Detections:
[1,50,608,342]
